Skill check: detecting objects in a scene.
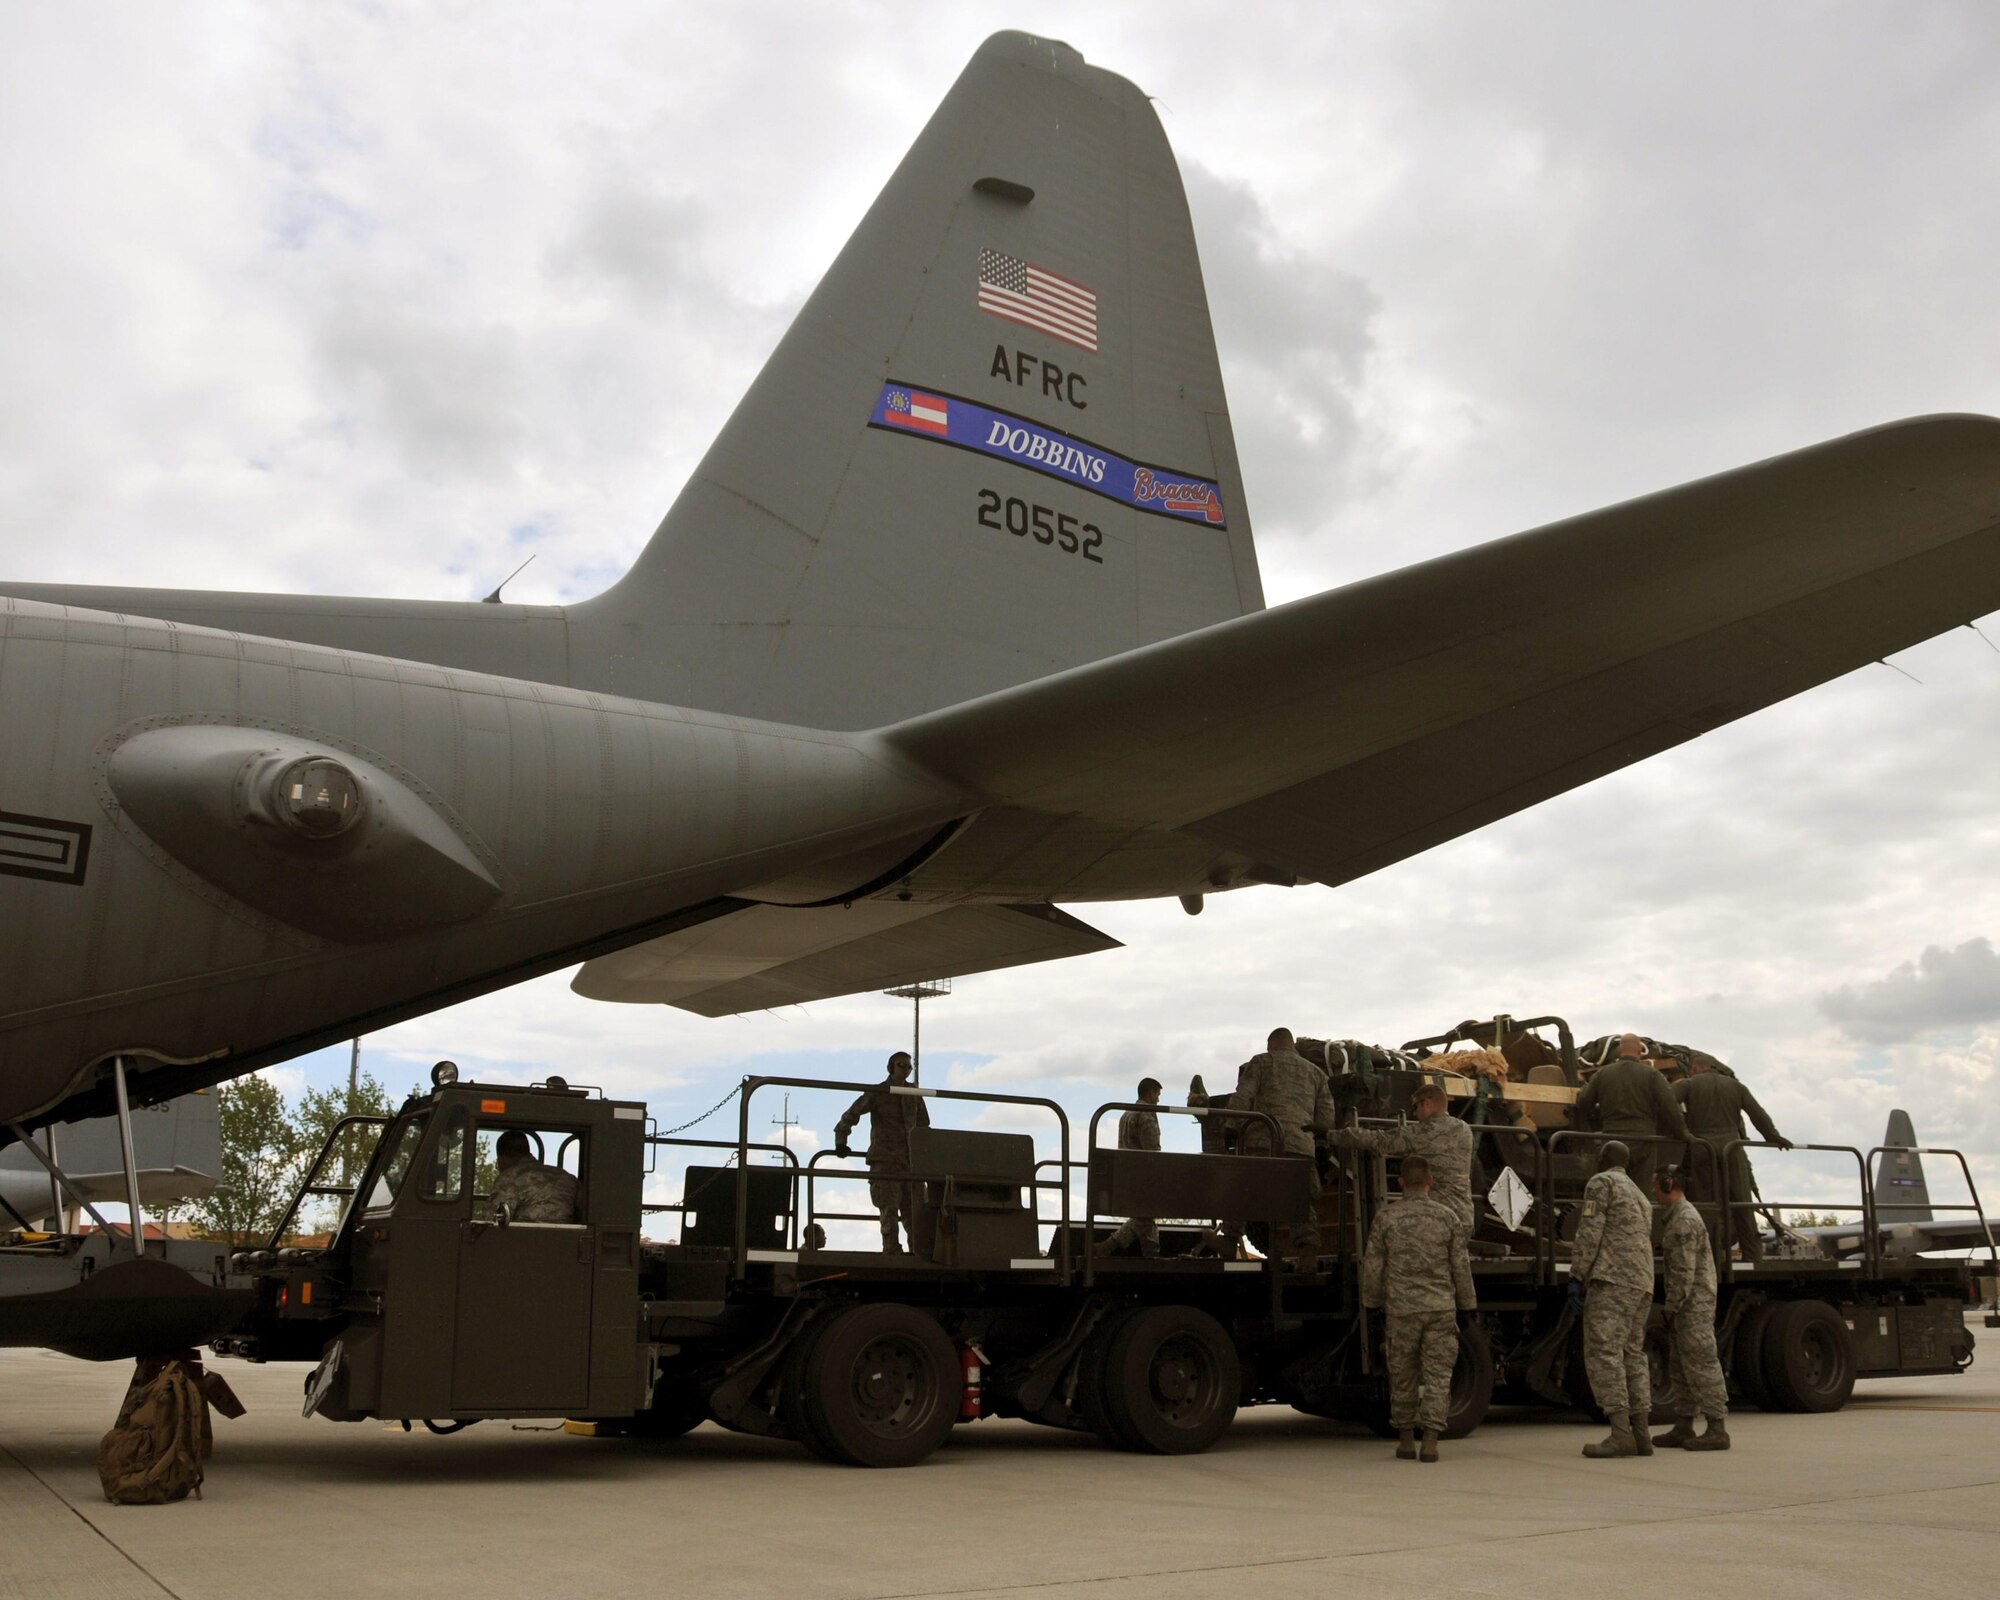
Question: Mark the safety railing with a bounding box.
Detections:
[1862,1142,1999,1280]
[642,1136,801,1244]
[1079,1103,1284,1290]
[735,1077,1071,1281]
[1339,1116,1558,1278]
[264,1113,392,1253]
[1719,1140,1871,1279]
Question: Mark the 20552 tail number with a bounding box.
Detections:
[976,489,1103,564]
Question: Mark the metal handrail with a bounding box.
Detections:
[265,1113,392,1252]
[735,1076,1070,1281]
[1342,1114,1554,1279]
[1079,1102,1284,1288]
[643,1136,800,1244]
[796,1148,1073,1251]
[1717,1140,1869,1278]
[1862,1144,2000,1279]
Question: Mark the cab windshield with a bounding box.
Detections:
[362,1115,428,1212]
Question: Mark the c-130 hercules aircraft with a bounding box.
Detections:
[4,31,2000,1146]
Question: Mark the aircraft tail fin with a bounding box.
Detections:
[1874,1109,1933,1221]
[568,30,1262,729]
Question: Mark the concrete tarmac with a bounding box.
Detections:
[2,1331,1996,1600]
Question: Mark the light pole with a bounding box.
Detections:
[882,978,950,1084]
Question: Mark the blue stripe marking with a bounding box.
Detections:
[869,382,1228,528]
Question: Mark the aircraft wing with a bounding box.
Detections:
[572,900,1119,1015]
[886,415,2000,889]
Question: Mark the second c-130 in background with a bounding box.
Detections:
[4,33,2000,1356]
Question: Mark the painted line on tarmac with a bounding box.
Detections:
[0,1439,183,1599]
[1852,1403,2000,1413]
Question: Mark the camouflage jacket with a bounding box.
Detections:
[1659,1196,1716,1315]
[1675,1071,1782,1146]
[1332,1113,1475,1228]
[491,1160,579,1224]
[1576,1057,1691,1145]
[835,1082,931,1171]
[1362,1195,1476,1313]
[1118,1106,1160,1152]
[1231,1048,1335,1156]
[1571,1167,1654,1292]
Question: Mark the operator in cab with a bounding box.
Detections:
[490,1130,580,1223]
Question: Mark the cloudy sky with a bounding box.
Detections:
[5,4,1999,1218]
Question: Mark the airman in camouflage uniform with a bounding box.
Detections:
[1103,1078,1163,1256]
[1226,1028,1336,1256]
[1331,1082,1477,1230]
[490,1130,580,1223]
[834,1051,931,1253]
[1362,1154,1476,1462]
[1651,1167,1731,1451]
[1571,1141,1657,1459]
[1575,1033,1693,1194]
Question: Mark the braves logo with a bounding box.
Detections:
[1132,467,1225,524]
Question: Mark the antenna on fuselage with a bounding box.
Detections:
[480,554,537,604]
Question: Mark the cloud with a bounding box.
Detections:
[1181,161,1384,544]
[1820,938,2000,1045]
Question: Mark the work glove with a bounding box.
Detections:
[1773,1137,1795,1151]
[1566,1278,1587,1312]
[833,1139,852,1159]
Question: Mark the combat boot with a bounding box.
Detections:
[1632,1419,1654,1456]
[1419,1430,1440,1463]
[1683,1416,1731,1451]
[1652,1416,1697,1449]
[1395,1427,1416,1460]
[1580,1411,1638,1458]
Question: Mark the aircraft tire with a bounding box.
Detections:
[1099,1304,1240,1454]
[801,1303,959,1467]
[1760,1299,1855,1413]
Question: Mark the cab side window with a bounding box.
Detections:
[475,1125,587,1223]
[420,1106,469,1202]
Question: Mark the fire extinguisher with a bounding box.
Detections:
[959,1341,986,1419]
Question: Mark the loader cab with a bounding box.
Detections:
[317,1079,645,1425]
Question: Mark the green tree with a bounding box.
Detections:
[289,1072,397,1237]
[169,1070,400,1248]
[180,1074,305,1250]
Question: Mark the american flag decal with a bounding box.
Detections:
[978,250,1098,353]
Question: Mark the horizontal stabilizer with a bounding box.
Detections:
[886,415,2000,888]
[572,900,1120,1015]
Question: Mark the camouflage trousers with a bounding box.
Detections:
[1105,1215,1157,1252]
[1662,1295,1728,1420]
[868,1175,918,1253]
[1384,1309,1458,1434]
[1582,1282,1653,1420]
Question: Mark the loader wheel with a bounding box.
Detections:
[1100,1305,1240,1454]
[801,1303,958,1467]
[1730,1301,1778,1410]
[782,1315,843,1463]
[630,1379,708,1440]
[1760,1299,1855,1413]
[1075,1305,1139,1447]
[1442,1320,1496,1439]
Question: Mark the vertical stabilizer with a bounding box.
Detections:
[1874,1109,1933,1221]
[569,30,1261,728]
